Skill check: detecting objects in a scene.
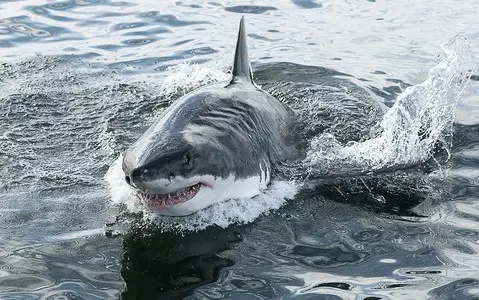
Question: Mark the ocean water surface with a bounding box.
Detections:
[1,1,479,299]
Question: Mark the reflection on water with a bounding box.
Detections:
[120,225,240,299]
[1,0,479,299]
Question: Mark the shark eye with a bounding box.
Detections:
[184,153,192,167]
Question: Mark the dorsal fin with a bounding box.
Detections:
[231,16,253,84]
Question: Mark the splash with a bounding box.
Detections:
[305,36,477,176]
[104,156,297,232]
[158,55,231,97]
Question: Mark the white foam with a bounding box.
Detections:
[158,56,231,97]
[148,180,297,231]
[104,155,298,232]
[104,156,144,213]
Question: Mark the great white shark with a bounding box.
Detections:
[122,17,304,216]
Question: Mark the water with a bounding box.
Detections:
[1,1,479,299]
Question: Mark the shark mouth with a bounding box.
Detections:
[138,183,202,209]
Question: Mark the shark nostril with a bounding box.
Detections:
[125,175,131,185]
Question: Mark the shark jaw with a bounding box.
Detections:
[133,174,269,216]
[138,183,203,209]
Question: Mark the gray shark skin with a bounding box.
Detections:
[122,17,303,216]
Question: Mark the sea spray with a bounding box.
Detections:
[305,36,476,176]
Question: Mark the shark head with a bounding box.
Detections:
[122,134,264,216]
[122,17,272,216]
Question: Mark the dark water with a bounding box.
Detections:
[1,1,479,299]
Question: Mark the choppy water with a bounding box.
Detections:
[1,1,479,299]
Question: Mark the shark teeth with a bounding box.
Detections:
[138,183,202,209]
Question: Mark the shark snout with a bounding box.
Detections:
[124,166,175,191]
[124,167,144,189]
[124,167,144,188]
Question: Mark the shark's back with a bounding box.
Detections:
[145,80,301,179]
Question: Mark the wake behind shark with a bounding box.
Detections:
[122,17,304,216]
